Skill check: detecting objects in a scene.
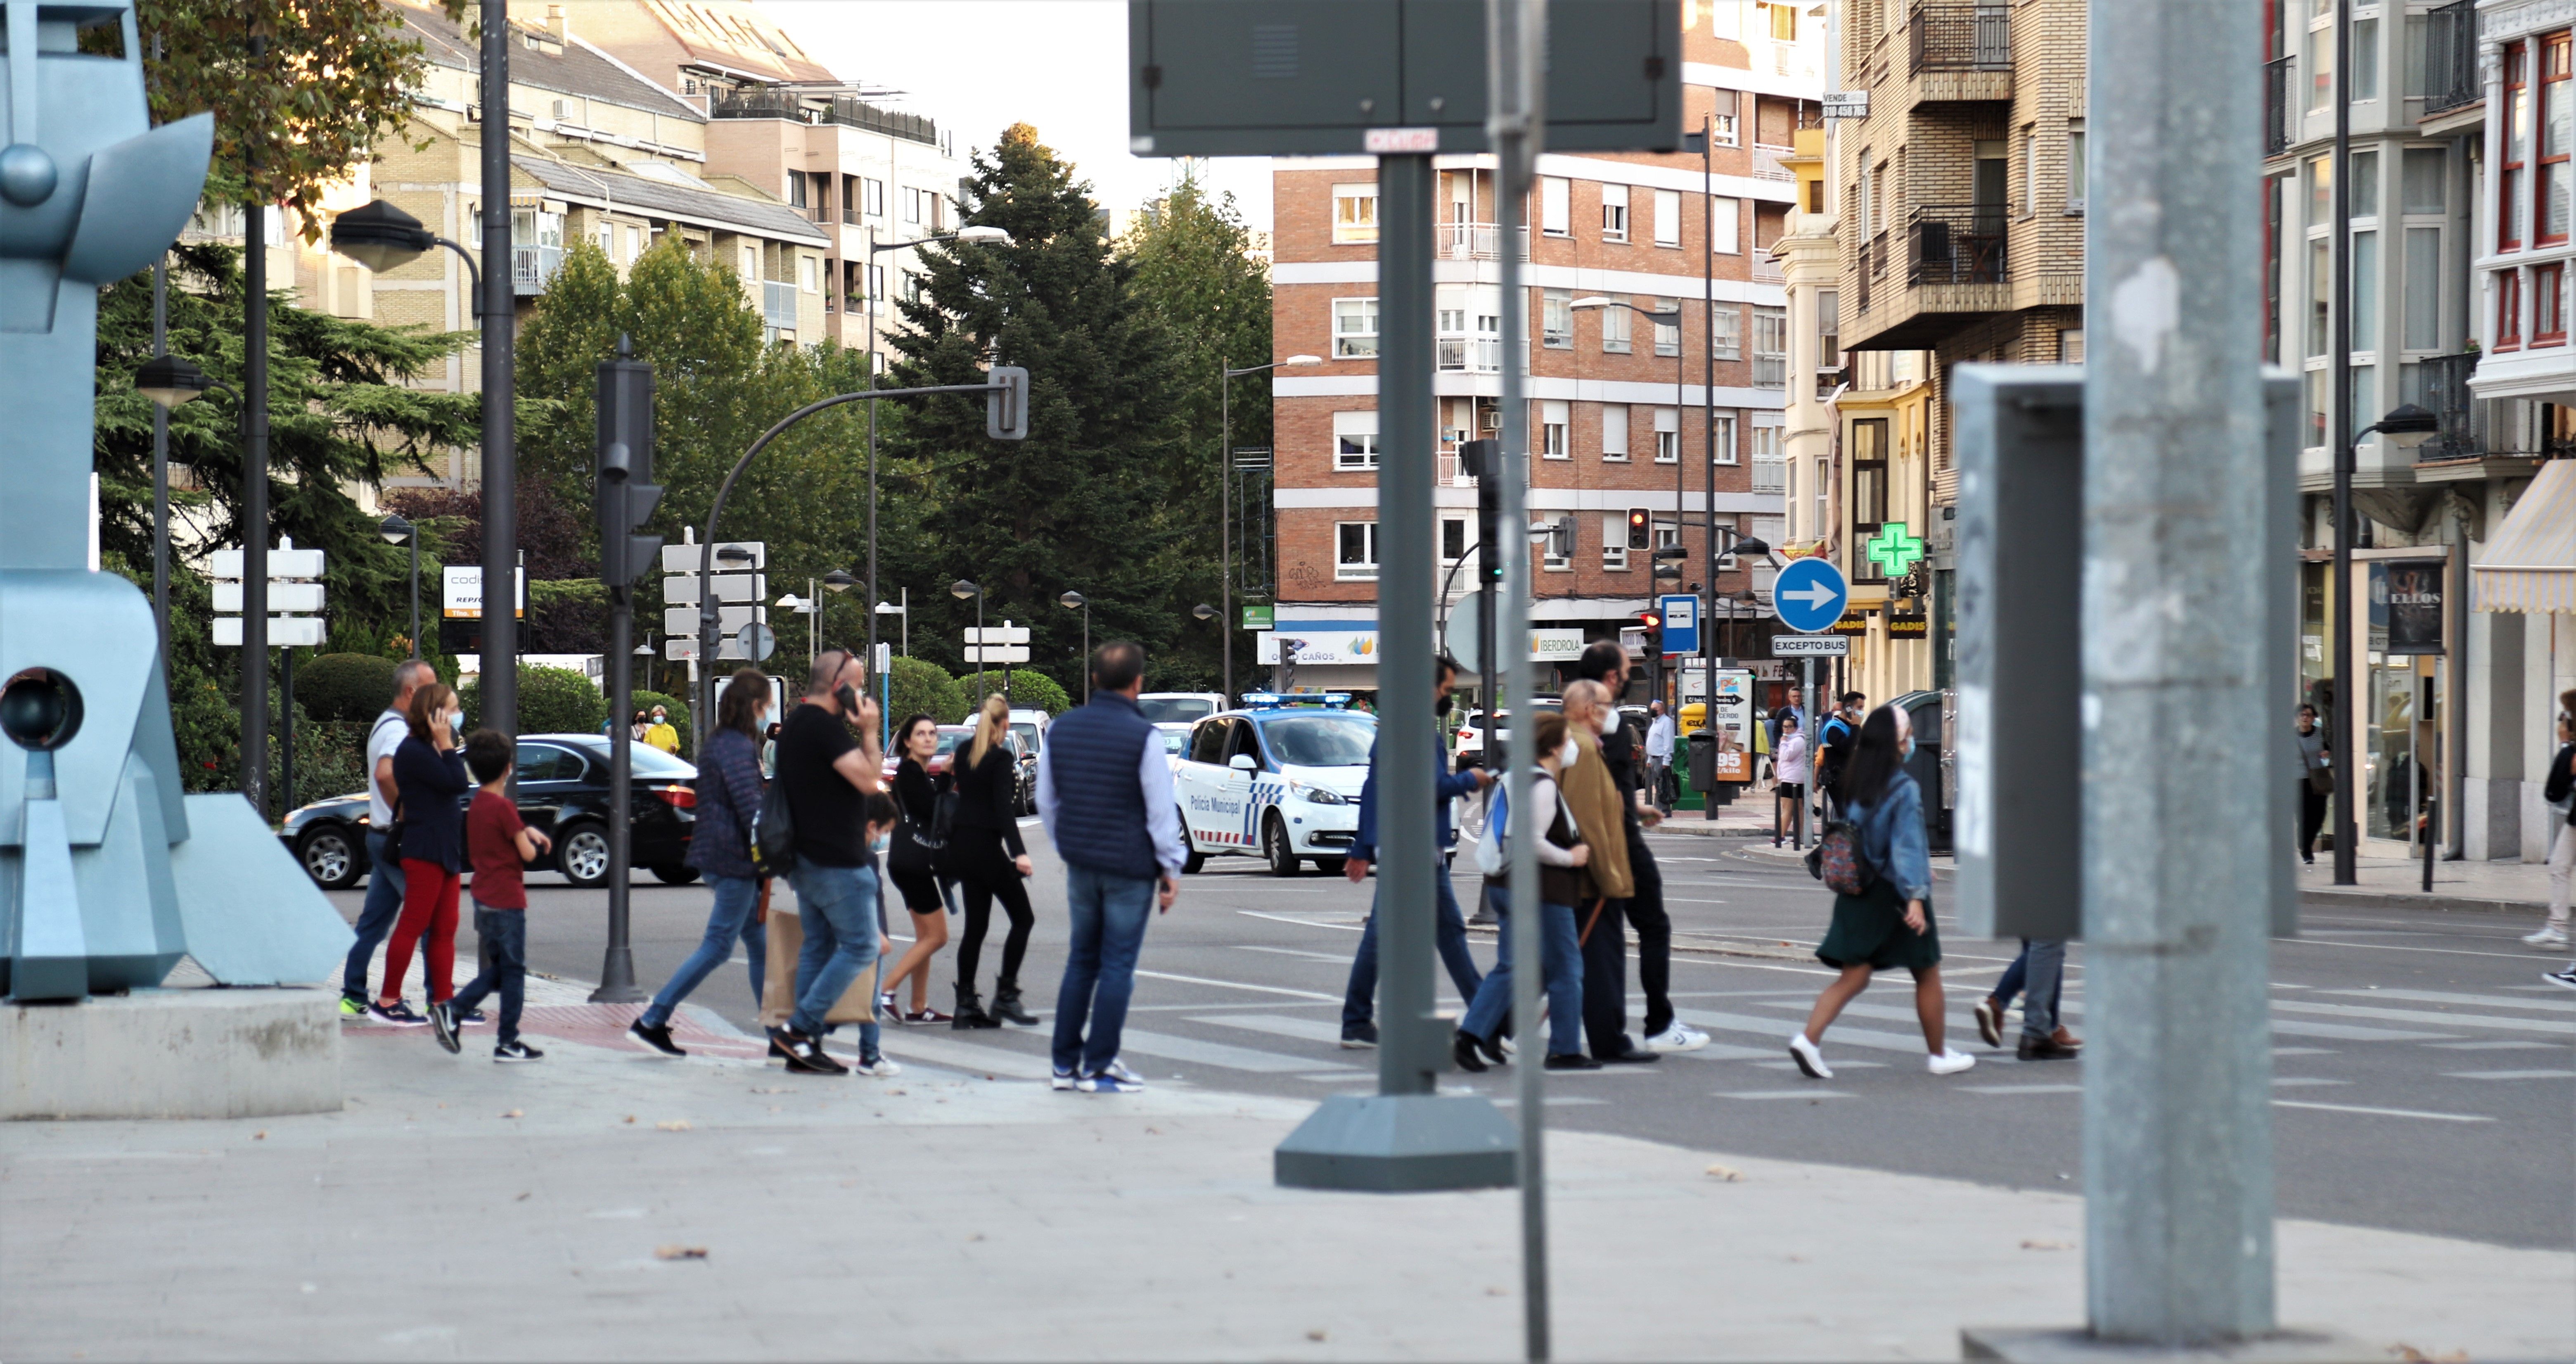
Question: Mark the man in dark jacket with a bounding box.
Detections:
[1339,655,1489,1048]
[1569,642,1699,1059]
[1817,691,1865,816]
[1038,641,1188,1092]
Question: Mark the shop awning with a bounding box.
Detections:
[2474,459,2576,614]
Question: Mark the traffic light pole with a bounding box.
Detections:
[591,341,659,1005]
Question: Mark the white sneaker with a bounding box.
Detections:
[853,1056,902,1078]
[2522,927,2570,947]
[1497,1034,1517,1056]
[1927,1048,1978,1077]
[1100,1058,1143,1085]
[1050,1067,1078,1091]
[1787,1031,1832,1080]
[1644,1022,1710,1053]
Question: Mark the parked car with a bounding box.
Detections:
[1171,693,1372,876]
[1137,691,1225,725]
[1452,699,1561,769]
[279,734,699,892]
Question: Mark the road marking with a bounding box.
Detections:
[1300,1072,1378,1083]
[2059,1000,2458,1044]
[2442,1070,2576,1081]
[1188,1013,1348,1044]
[1491,1096,1610,1106]
[878,1032,1059,1081]
[2270,999,2575,1036]
[1113,1028,1357,1074]
[1131,968,1342,1001]
[2320,987,2576,1015]
[1233,910,1367,932]
[2273,1099,2492,1123]
[1960,1084,2083,1095]
[2273,1047,2337,1056]
[1680,1008,1930,1055]
[2270,1077,2350,1088]
[2275,937,2566,962]
[2426,1039,2560,1050]
[1231,945,1355,963]
[1753,1058,1887,1070]
[1717,1088,1856,1100]
[1671,1043,1806,1063]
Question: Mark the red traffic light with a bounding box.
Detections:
[1638,610,1661,629]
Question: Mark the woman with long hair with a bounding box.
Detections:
[877,713,955,1023]
[628,668,772,1057]
[948,693,1040,1029]
[376,682,471,1030]
[1788,705,1976,1080]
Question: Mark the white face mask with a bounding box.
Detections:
[1558,739,1581,769]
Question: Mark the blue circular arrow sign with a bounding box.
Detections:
[1772,557,1849,634]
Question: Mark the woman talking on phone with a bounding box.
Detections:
[879,713,955,1023]
[375,682,472,1030]
[948,694,1040,1029]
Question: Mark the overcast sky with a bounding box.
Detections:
[777,0,1276,234]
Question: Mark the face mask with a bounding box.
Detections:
[1900,734,1916,761]
[445,709,464,733]
[1558,739,1581,769]
[871,831,892,855]
[1435,693,1453,717]
[1596,708,1619,737]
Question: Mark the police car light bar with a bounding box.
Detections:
[1242,692,1352,709]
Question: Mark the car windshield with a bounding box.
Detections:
[1138,696,1214,724]
[1257,713,1375,768]
[936,728,971,755]
[1159,729,1188,754]
[1010,722,1040,750]
[564,738,694,779]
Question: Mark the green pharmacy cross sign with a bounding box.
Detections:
[1865,522,1927,579]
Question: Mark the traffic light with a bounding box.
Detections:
[986,365,1029,440]
[596,349,663,590]
[1627,507,1651,550]
[1638,608,1663,656]
[1460,438,1503,585]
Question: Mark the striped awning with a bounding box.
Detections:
[2474,460,2576,614]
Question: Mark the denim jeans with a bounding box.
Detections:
[449,904,526,1045]
[341,830,408,998]
[639,872,766,1030]
[1995,938,2067,1039]
[786,861,881,1039]
[1459,886,1585,1056]
[1051,865,1158,1077]
[1342,860,1483,1028]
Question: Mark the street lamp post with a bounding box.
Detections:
[819,568,856,660]
[877,591,909,657]
[953,579,983,702]
[379,515,420,656]
[1574,297,1688,709]
[1220,355,1322,703]
[1059,590,1089,700]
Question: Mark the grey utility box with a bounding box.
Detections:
[1950,367,2300,941]
[1129,0,1682,157]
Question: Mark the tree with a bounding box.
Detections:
[878,124,1192,701]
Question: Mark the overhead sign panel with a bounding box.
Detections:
[1129,0,1683,157]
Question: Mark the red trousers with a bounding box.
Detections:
[383,859,462,1003]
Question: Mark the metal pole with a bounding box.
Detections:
[479,0,518,748]
[1222,363,1234,703]
[152,256,170,667]
[1492,0,1548,1352]
[1799,656,1813,847]
[408,533,421,658]
[868,397,880,716]
[1082,604,1090,700]
[2329,0,2358,885]
[2083,0,2276,1343]
[594,578,640,1001]
[242,195,269,818]
[281,648,294,811]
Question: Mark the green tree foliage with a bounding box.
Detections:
[984,669,1072,717]
[877,124,1192,703]
[295,652,398,723]
[461,665,605,736]
[140,0,467,232]
[884,657,962,729]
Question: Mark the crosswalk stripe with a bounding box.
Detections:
[2320,988,2576,1015]
[2055,999,2459,1043]
[1189,1013,1348,1044]
[1680,1008,1929,1055]
[878,1032,1059,1081]
[2269,999,2576,1036]
[1112,1027,1358,1074]
[1718,1089,1858,1100]
[1961,1084,2083,1095]
[2442,1070,2576,1081]
[2273,1099,2492,1123]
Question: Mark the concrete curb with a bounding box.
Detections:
[2296,886,2552,917]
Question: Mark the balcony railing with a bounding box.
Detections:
[1436,337,1502,373]
[762,280,798,330]
[2425,0,2479,115]
[1910,1,2010,74]
[1753,253,1787,285]
[1436,451,1483,487]
[1750,145,1796,183]
[2264,55,2294,157]
[2417,351,2482,462]
[1441,221,1529,261]
[711,90,941,147]
[1908,205,2008,286]
[511,244,562,294]
[1752,457,1788,494]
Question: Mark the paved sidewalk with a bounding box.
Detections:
[2298,850,2561,915]
[4,1007,2565,1362]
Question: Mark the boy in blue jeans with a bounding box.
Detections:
[437,729,553,1060]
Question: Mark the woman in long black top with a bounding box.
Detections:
[949,694,1040,1028]
[377,682,471,1029]
[879,714,955,1023]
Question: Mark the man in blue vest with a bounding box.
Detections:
[1037,640,1186,1093]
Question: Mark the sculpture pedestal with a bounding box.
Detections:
[2,988,341,1120]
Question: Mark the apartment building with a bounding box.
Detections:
[1260,0,1821,698]
[539,0,972,358]
[2261,0,2576,867]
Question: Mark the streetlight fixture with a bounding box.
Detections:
[326,200,483,315]
[1059,590,1090,701]
[379,514,421,658]
[134,354,241,659]
[1192,603,1216,622]
[1219,354,1324,701]
[952,578,985,700]
[876,592,910,659]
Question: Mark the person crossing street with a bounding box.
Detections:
[1339,655,1489,1049]
[767,650,886,1076]
[1555,679,1657,1065]
[1454,711,1595,1072]
[1570,643,1705,1054]
[628,668,772,1058]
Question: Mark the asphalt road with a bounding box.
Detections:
[329,821,2576,1253]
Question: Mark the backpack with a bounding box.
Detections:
[750,774,798,878]
[1805,816,1873,896]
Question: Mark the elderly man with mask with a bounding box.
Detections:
[1557,678,1664,1063]
[1569,643,1708,1056]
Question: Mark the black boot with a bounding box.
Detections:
[990,980,1039,1027]
[951,983,999,1030]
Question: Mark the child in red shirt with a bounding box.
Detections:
[439,730,554,1060]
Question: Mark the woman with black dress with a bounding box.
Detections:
[879,713,955,1023]
[949,694,1040,1028]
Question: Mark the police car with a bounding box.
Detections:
[1171,693,1374,876]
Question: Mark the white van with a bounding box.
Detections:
[1137,692,1226,726]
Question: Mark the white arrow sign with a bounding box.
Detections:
[1778,581,1839,610]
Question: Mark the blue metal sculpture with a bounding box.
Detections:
[0,1,351,1001]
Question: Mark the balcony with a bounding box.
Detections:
[711,91,941,148]
[1436,450,1483,487]
[1441,222,1529,262]
[1908,1,2012,100]
[2424,0,2479,116]
[511,244,562,295]
[1436,336,1502,373]
[2265,55,2294,157]
[1752,457,1788,494]
[761,280,798,331]
[1753,253,1787,285]
[1843,208,2013,351]
[2416,351,2483,463]
[1750,145,1796,184]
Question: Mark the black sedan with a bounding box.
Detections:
[281,734,699,891]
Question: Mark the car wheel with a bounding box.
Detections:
[1263,815,1302,878]
[649,864,699,885]
[1314,857,1346,877]
[556,820,613,889]
[1180,813,1206,874]
[296,825,362,890]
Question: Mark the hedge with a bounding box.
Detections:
[294,653,399,724]
[884,657,962,731]
[461,664,608,737]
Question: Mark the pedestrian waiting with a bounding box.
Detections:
[436,728,554,1060]
[628,668,772,1058]
[950,694,1040,1029]
[1773,713,1808,849]
[2526,695,2573,951]
[1788,703,1977,1080]
[879,713,957,1024]
[1454,711,1596,1072]
[643,706,682,755]
[342,658,437,1022]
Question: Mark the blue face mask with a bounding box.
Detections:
[871,831,892,855]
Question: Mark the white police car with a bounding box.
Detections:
[1172,693,1374,876]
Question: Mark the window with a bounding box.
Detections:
[866,263,886,301]
[628,225,643,261]
[1602,404,1631,460]
[1333,183,1379,244]
[2065,119,2086,213]
[740,245,758,282]
[1601,303,1631,353]
[1541,177,1570,235]
[1336,522,1379,580]
[2403,228,2442,351]
[1751,305,1787,388]
[2306,18,2335,113]
[2059,328,2086,363]
[2351,148,2379,219]
[1710,195,1740,254]
[2352,230,2377,343]
[1817,289,1840,369]
[2407,13,2429,97]
[1601,183,1630,242]
[2504,41,2529,251]
[1653,189,1682,247]
[2498,268,2524,349]
[801,255,819,292]
[2308,154,2332,228]
[1332,297,1379,358]
[2401,148,2446,214]
[2308,238,2331,357]
[595,220,613,254]
[789,173,809,209]
[1813,457,1829,529]
[2352,16,2379,101]
[1333,411,1380,470]
[1746,420,1775,470]
[1712,304,1743,360]
[1653,299,1680,356]
[1712,0,1741,38]
[2023,125,2039,213]
[1542,288,1573,347]
[1601,515,1629,570]
[1711,109,1739,146]
[862,178,885,218]
[1541,401,1570,459]
[2539,261,2567,344]
[1806,178,1825,214]
[903,185,926,225]
[901,270,923,303]
[1543,527,1571,572]
[1444,518,1469,564]
[2351,366,2377,438]
[1770,0,1795,40]
[2305,367,2329,448]
[1653,407,1680,463]
[2545,35,2572,244]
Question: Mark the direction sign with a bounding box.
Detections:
[963,645,1031,664]
[735,621,777,662]
[964,623,1031,645]
[1771,557,1849,634]
[1657,593,1700,656]
[1772,634,1850,658]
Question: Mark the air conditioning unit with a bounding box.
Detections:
[1479,408,1501,430]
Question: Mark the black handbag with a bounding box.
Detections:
[750,773,798,878]
[891,770,946,873]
